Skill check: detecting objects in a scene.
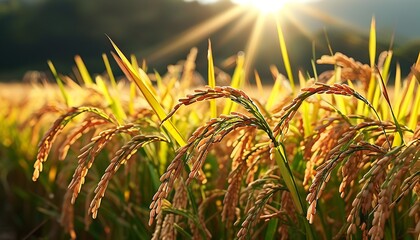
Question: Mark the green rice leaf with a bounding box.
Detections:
[222,53,245,115]
[392,63,404,146]
[364,78,377,115]
[154,70,164,94]
[131,54,157,96]
[254,70,264,97]
[265,218,279,240]
[312,41,319,82]
[163,207,207,239]
[375,66,404,146]
[334,67,347,115]
[207,40,217,119]
[323,28,334,56]
[394,63,402,115]
[365,17,377,115]
[95,75,126,123]
[47,60,70,106]
[408,54,420,131]
[369,17,376,68]
[276,17,295,92]
[230,52,245,89]
[160,76,177,108]
[173,223,192,239]
[109,37,186,147]
[381,51,393,84]
[372,82,381,112]
[266,76,282,111]
[299,71,312,136]
[398,75,416,122]
[130,54,139,73]
[373,51,392,116]
[102,53,117,89]
[74,55,93,86]
[95,76,113,104]
[266,66,283,110]
[379,51,393,119]
[129,81,136,116]
[147,163,161,191]
[274,145,303,215]
[274,144,314,238]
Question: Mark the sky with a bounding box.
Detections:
[187,0,420,44]
[310,0,420,43]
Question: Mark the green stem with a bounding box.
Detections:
[274,145,314,240]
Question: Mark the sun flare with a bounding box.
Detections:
[231,0,314,14]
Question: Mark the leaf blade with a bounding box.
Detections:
[109,38,186,146]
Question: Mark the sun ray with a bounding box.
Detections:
[281,8,313,41]
[145,0,361,89]
[232,0,287,14]
[218,10,258,46]
[232,0,320,14]
[148,6,245,62]
[243,14,267,83]
[295,4,365,33]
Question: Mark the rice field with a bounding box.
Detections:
[0,20,419,240]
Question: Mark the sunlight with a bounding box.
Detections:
[148,6,245,62]
[243,14,266,82]
[231,0,316,14]
[157,0,336,84]
[232,0,286,14]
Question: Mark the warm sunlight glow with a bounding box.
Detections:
[232,0,286,13]
[167,0,333,82]
[232,0,314,14]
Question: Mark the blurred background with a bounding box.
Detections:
[0,1,419,239]
[0,0,419,82]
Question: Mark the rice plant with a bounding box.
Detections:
[9,18,420,239]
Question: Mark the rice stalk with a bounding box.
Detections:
[273,82,375,139]
[159,178,188,239]
[149,113,263,225]
[222,129,258,224]
[33,106,116,181]
[237,183,283,240]
[67,123,138,206]
[369,139,419,239]
[317,53,372,91]
[58,116,110,161]
[89,134,166,219]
